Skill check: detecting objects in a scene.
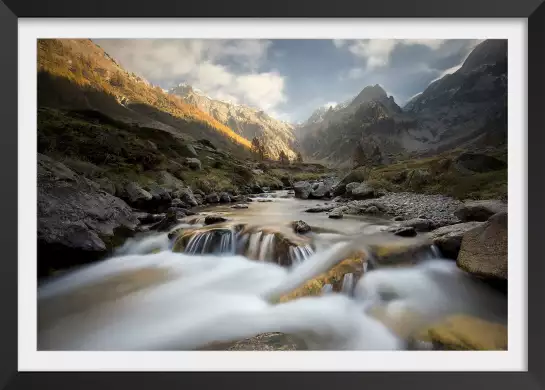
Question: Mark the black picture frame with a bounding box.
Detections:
[1,0,542,389]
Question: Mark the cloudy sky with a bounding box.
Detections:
[93,39,482,123]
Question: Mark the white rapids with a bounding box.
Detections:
[37,233,506,351]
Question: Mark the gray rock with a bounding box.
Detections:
[305,204,336,213]
[171,198,190,208]
[147,184,172,207]
[186,158,202,170]
[351,182,376,200]
[345,182,361,196]
[400,218,434,232]
[194,194,204,205]
[125,182,153,205]
[391,226,417,237]
[257,198,273,203]
[328,208,344,219]
[206,193,220,203]
[155,171,185,192]
[293,181,312,199]
[292,220,311,234]
[309,178,335,199]
[457,211,507,280]
[231,204,249,209]
[393,216,404,221]
[219,192,231,203]
[204,215,228,225]
[364,205,380,214]
[430,221,484,259]
[455,200,507,222]
[95,177,116,195]
[180,143,198,158]
[38,157,138,276]
[174,187,199,207]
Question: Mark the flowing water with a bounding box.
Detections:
[37,190,507,351]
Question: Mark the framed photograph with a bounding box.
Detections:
[1,0,542,388]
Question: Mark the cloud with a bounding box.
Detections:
[334,39,447,69]
[93,39,285,113]
[323,101,338,108]
[428,64,463,85]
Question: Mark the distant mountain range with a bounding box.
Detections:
[37,38,507,166]
[169,84,298,160]
[295,39,507,166]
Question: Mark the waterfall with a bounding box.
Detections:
[321,284,333,294]
[341,273,355,296]
[258,234,275,261]
[246,231,263,259]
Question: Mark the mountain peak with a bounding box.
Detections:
[351,84,388,107]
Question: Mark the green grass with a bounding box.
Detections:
[365,149,507,200]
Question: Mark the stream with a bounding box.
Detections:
[37,190,507,351]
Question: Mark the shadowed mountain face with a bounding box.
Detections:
[169,84,298,160]
[37,39,253,157]
[297,39,507,166]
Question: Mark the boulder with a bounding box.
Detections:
[219,192,231,203]
[309,178,335,199]
[455,200,507,222]
[400,218,434,232]
[179,143,198,158]
[174,187,199,208]
[134,212,165,225]
[204,215,228,225]
[194,194,204,205]
[345,182,361,196]
[124,182,153,206]
[454,153,507,173]
[95,177,116,195]
[171,198,190,208]
[151,210,182,232]
[293,181,312,199]
[390,226,417,237]
[186,158,202,170]
[351,182,376,200]
[147,184,172,209]
[291,220,311,234]
[305,204,336,213]
[38,156,138,276]
[393,216,404,221]
[328,208,344,219]
[363,205,380,214]
[231,204,249,209]
[205,193,220,203]
[257,199,273,203]
[430,222,484,259]
[251,184,265,194]
[457,211,507,281]
[424,315,507,350]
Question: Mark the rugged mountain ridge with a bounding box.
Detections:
[38,39,253,157]
[297,39,507,166]
[169,84,298,160]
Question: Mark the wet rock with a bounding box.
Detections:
[457,211,507,281]
[393,216,404,221]
[252,185,265,194]
[257,198,273,203]
[305,204,336,213]
[430,222,484,259]
[134,212,165,225]
[204,215,228,225]
[186,157,202,170]
[151,210,181,232]
[292,220,311,234]
[425,315,507,350]
[231,204,249,209]
[390,226,417,237]
[363,205,380,214]
[455,200,507,222]
[205,193,220,203]
[262,187,271,193]
[309,178,335,199]
[400,218,434,232]
[328,208,344,219]
[293,181,312,199]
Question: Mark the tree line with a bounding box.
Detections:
[251,137,303,164]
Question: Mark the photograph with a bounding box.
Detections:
[36,37,508,352]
